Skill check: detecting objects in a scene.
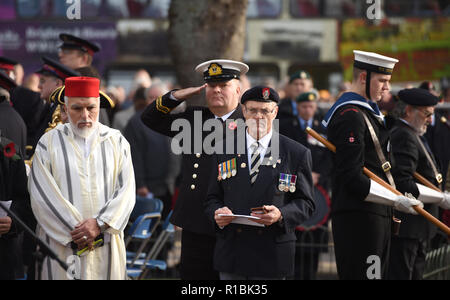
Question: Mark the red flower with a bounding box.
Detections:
[3,142,16,158]
[228,121,237,130]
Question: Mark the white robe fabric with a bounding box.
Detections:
[29,123,136,280]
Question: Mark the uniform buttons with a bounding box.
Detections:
[191,184,196,190]
[196,153,201,158]
[192,174,197,179]
[194,163,199,169]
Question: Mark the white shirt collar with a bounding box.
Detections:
[215,108,236,122]
[246,129,273,151]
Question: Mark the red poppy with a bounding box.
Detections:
[3,142,16,158]
[228,121,237,130]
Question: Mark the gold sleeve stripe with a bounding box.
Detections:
[156,96,170,114]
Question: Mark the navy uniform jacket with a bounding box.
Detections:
[204,132,315,277]
[327,104,392,217]
[141,92,243,236]
[390,120,439,239]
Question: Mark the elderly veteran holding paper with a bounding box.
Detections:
[29,77,135,280]
[322,50,423,280]
[388,88,450,280]
[205,86,315,280]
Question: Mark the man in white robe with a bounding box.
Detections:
[29,77,135,280]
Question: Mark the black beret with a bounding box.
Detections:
[241,86,279,104]
[398,88,439,107]
[36,56,80,80]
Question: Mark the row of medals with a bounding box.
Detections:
[218,158,237,181]
[279,173,297,193]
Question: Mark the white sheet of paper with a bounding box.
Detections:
[0,200,12,218]
[218,214,265,227]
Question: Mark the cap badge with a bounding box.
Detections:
[262,88,270,100]
[309,94,315,101]
[208,63,223,77]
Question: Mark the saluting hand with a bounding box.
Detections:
[214,206,235,228]
[172,84,207,101]
[251,205,282,226]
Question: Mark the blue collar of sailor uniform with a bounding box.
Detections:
[321,92,384,128]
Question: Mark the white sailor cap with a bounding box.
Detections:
[195,59,249,82]
[353,50,399,75]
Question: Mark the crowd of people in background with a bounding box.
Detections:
[0,31,449,280]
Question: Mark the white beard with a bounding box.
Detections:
[67,114,99,139]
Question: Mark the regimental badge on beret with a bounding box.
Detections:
[208,63,223,77]
[309,93,315,101]
[262,88,270,100]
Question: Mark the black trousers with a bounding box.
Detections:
[332,212,391,280]
[388,236,427,280]
[180,230,219,280]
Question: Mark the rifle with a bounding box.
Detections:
[305,126,450,236]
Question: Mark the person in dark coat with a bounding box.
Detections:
[7,56,79,155]
[279,91,332,279]
[277,70,313,122]
[124,86,180,220]
[0,73,27,155]
[141,59,249,279]
[388,88,450,280]
[205,86,315,279]
[0,131,34,280]
[322,50,422,280]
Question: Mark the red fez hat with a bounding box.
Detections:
[65,77,100,98]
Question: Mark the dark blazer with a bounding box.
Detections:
[0,99,27,155]
[279,114,331,189]
[205,132,315,277]
[327,104,393,217]
[0,138,34,279]
[10,86,50,152]
[425,110,450,186]
[141,92,243,236]
[390,120,439,239]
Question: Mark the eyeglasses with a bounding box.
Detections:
[244,106,276,117]
[415,107,433,118]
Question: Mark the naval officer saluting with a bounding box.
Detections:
[141,59,248,279]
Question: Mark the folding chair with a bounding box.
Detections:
[125,197,163,278]
[130,210,176,279]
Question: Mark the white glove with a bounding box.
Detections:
[394,194,423,215]
[439,192,450,210]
